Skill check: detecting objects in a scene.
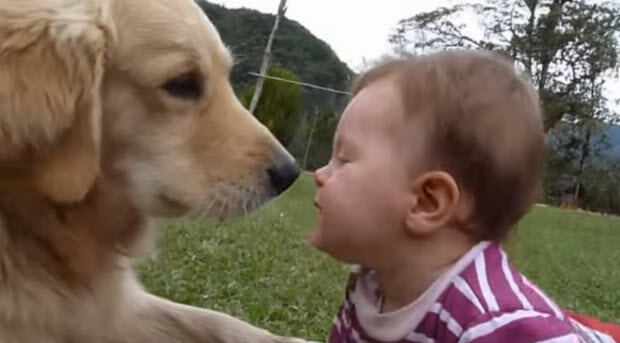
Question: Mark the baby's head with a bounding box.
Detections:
[312,51,545,266]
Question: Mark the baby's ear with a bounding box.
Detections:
[404,171,460,236]
[0,3,110,203]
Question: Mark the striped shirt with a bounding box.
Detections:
[328,241,615,343]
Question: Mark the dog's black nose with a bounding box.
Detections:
[267,157,300,195]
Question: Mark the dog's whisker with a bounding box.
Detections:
[191,179,276,219]
[241,193,249,217]
[204,192,219,218]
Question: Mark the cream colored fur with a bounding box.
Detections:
[0,0,310,342]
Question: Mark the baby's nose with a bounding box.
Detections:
[314,166,327,187]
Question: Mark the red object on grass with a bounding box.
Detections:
[568,312,620,341]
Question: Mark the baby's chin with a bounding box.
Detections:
[306,226,352,264]
[307,223,337,256]
[306,226,324,249]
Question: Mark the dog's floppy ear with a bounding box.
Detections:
[0,3,111,203]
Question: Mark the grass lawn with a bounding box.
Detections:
[138,174,620,341]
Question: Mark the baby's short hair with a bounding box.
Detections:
[353,51,546,241]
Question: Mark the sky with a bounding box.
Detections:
[211,0,458,70]
[211,0,619,110]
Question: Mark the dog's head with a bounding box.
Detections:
[0,0,299,218]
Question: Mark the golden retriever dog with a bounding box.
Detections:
[0,0,311,342]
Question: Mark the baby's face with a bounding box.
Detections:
[310,78,428,266]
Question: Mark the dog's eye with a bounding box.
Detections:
[162,73,203,100]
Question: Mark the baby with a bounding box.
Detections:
[310,51,616,342]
